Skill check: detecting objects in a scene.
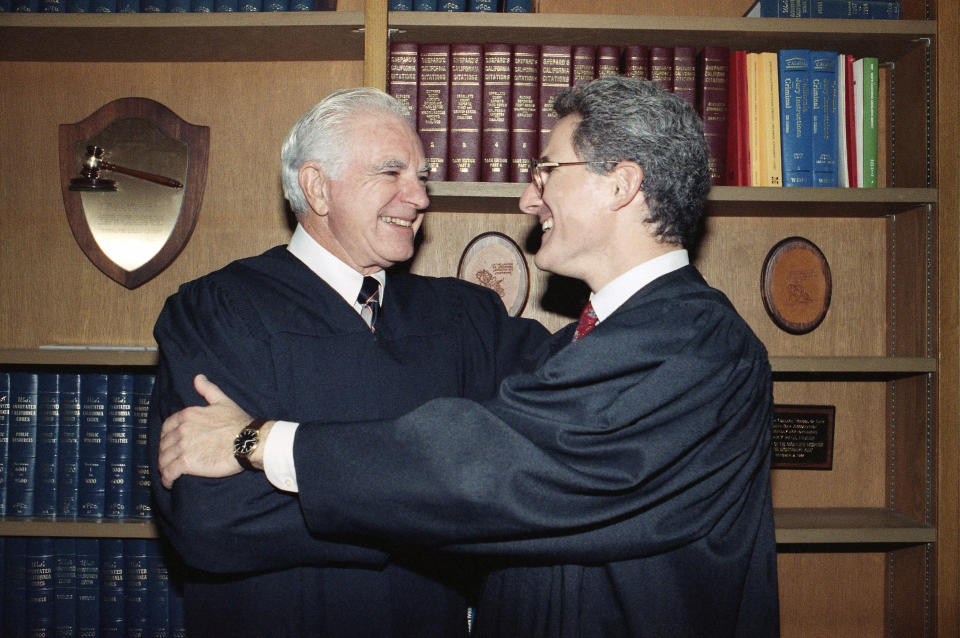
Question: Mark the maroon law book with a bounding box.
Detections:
[572,44,596,85]
[650,46,674,92]
[387,41,419,127]
[449,43,483,182]
[596,45,621,78]
[698,45,730,185]
[417,43,451,181]
[509,43,540,183]
[672,45,697,107]
[538,44,573,155]
[623,45,649,80]
[481,43,513,183]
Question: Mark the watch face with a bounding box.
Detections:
[233,429,259,456]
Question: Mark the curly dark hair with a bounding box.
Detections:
[552,76,711,248]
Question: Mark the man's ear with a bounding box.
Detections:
[611,161,644,211]
[298,160,329,216]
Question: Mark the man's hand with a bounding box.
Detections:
[158,374,256,489]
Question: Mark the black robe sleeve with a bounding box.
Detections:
[293,271,774,565]
[149,273,390,574]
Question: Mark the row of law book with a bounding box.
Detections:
[0,371,157,521]
[388,42,734,184]
[1,0,332,11]
[2,537,186,638]
[745,0,902,19]
[389,0,530,11]
[728,50,885,188]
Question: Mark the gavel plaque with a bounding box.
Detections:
[59,98,209,289]
[457,232,529,317]
[760,236,831,334]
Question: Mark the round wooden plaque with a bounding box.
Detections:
[457,232,530,317]
[760,237,832,334]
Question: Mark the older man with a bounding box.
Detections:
[148,88,548,637]
[160,77,780,637]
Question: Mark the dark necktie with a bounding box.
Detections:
[357,276,380,330]
[572,301,598,342]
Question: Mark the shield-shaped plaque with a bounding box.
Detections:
[59,97,209,289]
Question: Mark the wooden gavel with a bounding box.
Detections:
[70,145,183,191]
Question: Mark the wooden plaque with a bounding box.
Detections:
[760,236,831,334]
[457,232,529,317]
[771,404,835,470]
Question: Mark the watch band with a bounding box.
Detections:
[234,417,269,471]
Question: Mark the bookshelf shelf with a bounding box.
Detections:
[0,518,158,539]
[0,11,366,62]
[388,12,934,60]
[0,348,158,367]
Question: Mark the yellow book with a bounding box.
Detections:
[746,52,761,187]
[758,51,782,187]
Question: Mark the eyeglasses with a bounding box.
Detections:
[527,158,620,195]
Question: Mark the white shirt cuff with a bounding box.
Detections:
[263,420,299,493]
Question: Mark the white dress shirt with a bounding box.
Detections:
[261,224,384,492]
[264,247,689,492]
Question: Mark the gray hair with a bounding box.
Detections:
[280,88,411,217]
[552,76,711,248]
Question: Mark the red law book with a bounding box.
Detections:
[725,50,750,186]
[844,53,858,187]
[481,43,512,183]
[510,43,540,183]
[596,45,621,77]
[388,42,419,128]
[417,43,451,181]
[698,45,730,185]
[448,43,483,182]
[672,45,697,107]
[649,46,674,92]
[538,44,573,155]
[623,45,649,80]
[572,44,596,85]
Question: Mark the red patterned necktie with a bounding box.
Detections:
[572,301,598,342]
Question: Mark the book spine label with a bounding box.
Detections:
[449,43,483,182]
[811,0,901,19]
[596,45,621,78]
[388,42,419,128]
[481,43,513,183]
[389,0,413,9]
[571,45,596,86]
[35,373,60,518]
[672,46,697,107]
[649,46,674,92]
[698,46,730,185]
[414,0,437,8]
[503,0,530,10]
[57,373,82,518]
[133,374,155,520]
[8,372,39,517]
[418,44,451,181]
[509,44,540,183]
[811,50,839,186]
[623,45,649,80]
[538,44,573,155]
[779,49,813,186]
[78,374,108,519]
[106,374,135,519]
[0,372,10,517]
[468,0,494,9]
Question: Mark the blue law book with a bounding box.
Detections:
[165,0,187,10]
[11,0,40,10]
[503,0,529,11]
[75,539,99,638]
[389,0,412,8]
[106,374,134,520]
[124,540,149,638]
[752,0,900,18]
[0,0,10,10]
[4,537,28,637]
[468,0,494,10]
[41,0,65,10]
[141,0,164,10]
[0,372,10,517]
[53,538,78,638]
[438,0,465,9]
[779,49,813,187]
[262,0,285,9]
[146,541,170,638]
[811,50,839,186]
[414,0,436,9]
[35,373,60,519]
[117,0,137,10]
[26,538,56,637]
[132,375,155,520]
[8,372,39,517]
[78,373,108,519]
[214,0,236,10]
[90,0,116,10]
[57,374,81,518]
[99,539,125,638]
[66,0,89,10]
[168,553,186,638]
[238,0,260,9]
[190,0,211,10]
[288,0,312,10]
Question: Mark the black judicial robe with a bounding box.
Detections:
[291,265,780,637]
[148,246,548,638]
